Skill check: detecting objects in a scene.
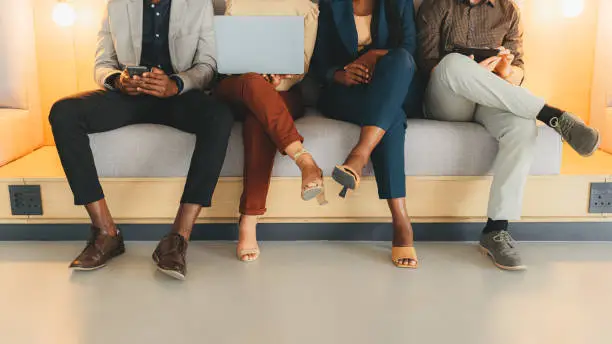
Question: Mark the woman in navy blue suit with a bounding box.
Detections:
[311,0,420,268]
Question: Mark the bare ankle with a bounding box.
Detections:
[297,156,317,171]
[239,215,258,231]
[344,153,367,171]
[238,216,258,245]
[85,199,118,236]
[284,141,304,159]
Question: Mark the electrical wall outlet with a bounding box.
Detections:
[589,183,612,214]
[9,185,43,216]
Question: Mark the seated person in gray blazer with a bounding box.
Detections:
[416,0,600,271]
[49,0,233,280]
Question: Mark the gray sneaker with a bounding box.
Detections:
[549,112,600,157]
[479,231,526,271]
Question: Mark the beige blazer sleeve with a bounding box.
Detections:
[94,4,122,89]
[225,0,319,91]
[174,0,217,92]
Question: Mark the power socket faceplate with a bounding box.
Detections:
[9,185,43,216]
[589,183,612,214]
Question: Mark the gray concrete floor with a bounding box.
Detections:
[1,242,612,344]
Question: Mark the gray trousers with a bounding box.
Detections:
[424,53,546,220]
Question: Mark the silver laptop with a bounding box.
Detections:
[214,16,304,75]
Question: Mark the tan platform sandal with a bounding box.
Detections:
[237,216,260,262]
[294,149,327,205]
[391,247,419,269]
[237,247,260,262]
[332,165,361,198]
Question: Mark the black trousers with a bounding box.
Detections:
[49,90,234,207]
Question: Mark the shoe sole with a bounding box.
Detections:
[70,264,107,271]
[152,253,186,281]
[332,167,357,190]
[156,266,186,281]
[478,245,527,271]
[70,246,125,271]
[302,187,322,201]
[569,128,601,157]
[582,131,602,157]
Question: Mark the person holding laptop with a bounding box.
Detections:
[416,0,600,270]
[214,0,324,262]
[311,0,420,268]
[48,0,232,280]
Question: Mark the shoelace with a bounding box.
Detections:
[549,115,573,139]
[492,231,516,250]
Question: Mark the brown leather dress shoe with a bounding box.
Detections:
[70,227,125,271]
[152,233,188,280]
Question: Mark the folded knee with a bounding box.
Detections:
[386,48,416,75]
[48,98,80,129]
[436,53,473,77]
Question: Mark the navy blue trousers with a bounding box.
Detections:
[317,48,417,199]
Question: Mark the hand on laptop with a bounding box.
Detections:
[263,74,296,87]
[135,68,179,98]
[115,71,141,96]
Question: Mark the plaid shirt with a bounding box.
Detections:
[416,0,524,76]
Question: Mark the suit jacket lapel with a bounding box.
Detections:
[169,0,187,39]
[127,0,143,63]
[168,0,187,72]
[376,0,389,48]
[331,0,358,56]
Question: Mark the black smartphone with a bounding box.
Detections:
[126,66,151,77]
[452,47,501,63]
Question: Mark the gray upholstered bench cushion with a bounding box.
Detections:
[89,109,562,178]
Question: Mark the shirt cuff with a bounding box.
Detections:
[103,72,122,91]
[170,75,185,94]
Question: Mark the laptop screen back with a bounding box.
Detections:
[214,16,304,75]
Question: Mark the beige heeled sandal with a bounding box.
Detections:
[237,216,260,262]
[293,149,327,205]
[391,247,419,269]
[237,247,260,262]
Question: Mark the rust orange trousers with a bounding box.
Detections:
[215,73,305,215]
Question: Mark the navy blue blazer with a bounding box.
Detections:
[311,0,417,85]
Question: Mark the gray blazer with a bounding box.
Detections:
[95,0,217,93]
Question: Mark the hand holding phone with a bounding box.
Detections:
[136,67,179,98]
[116,69,142,96]
[126,66,151,77]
